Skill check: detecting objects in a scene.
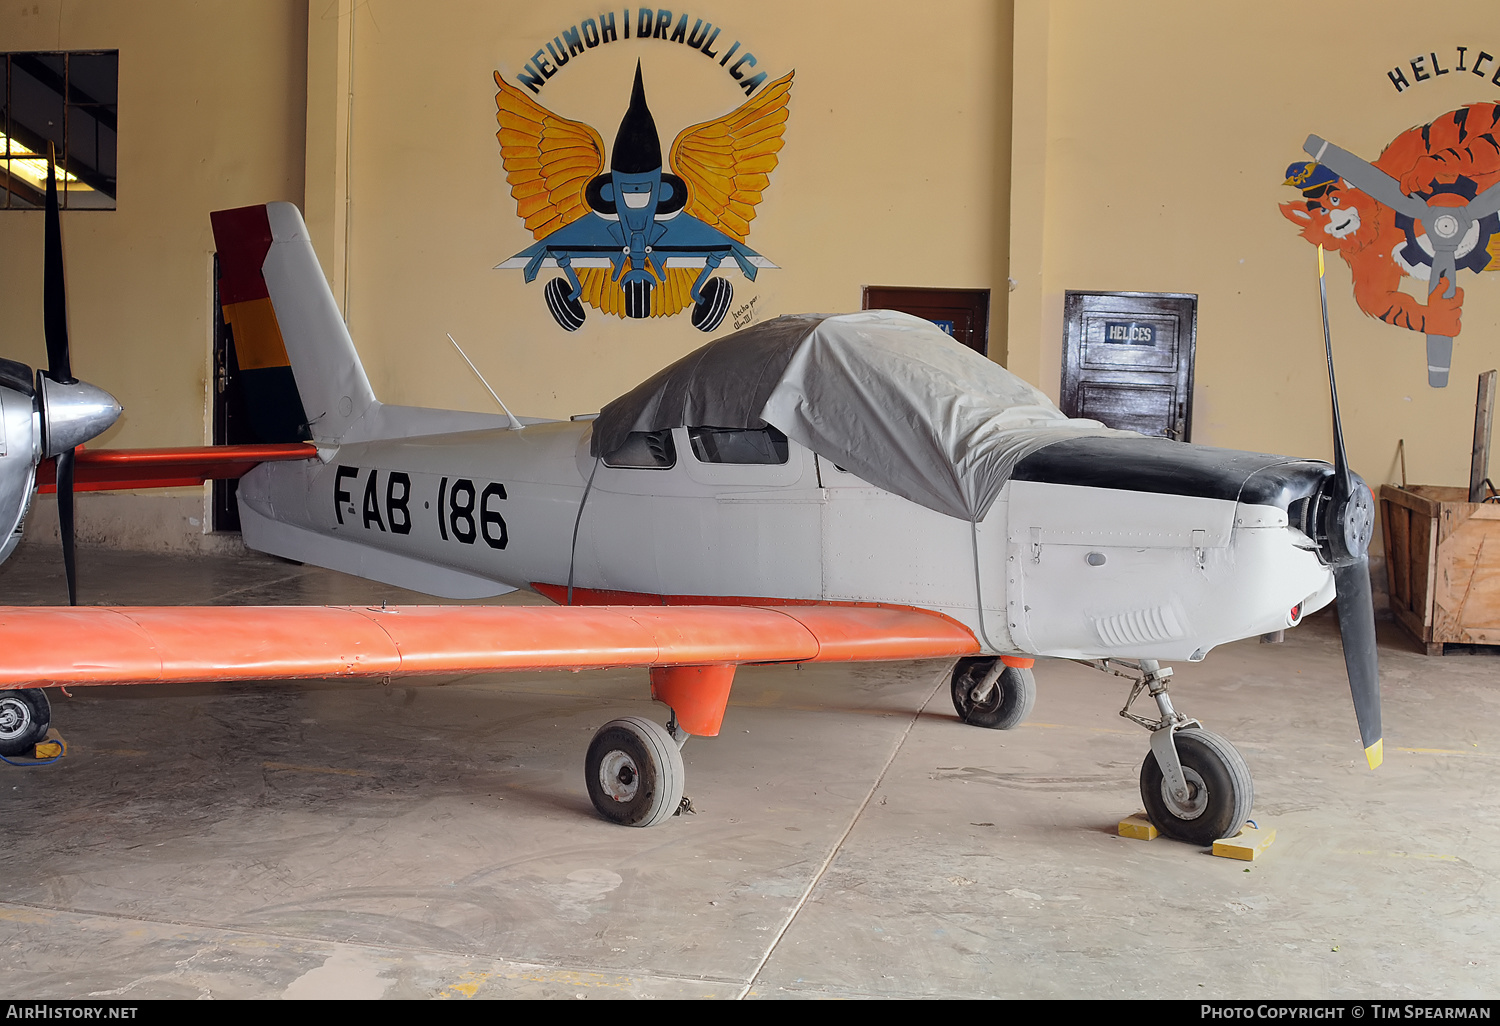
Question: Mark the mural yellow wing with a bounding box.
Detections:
[578,267,700,319]
[668,71,794,242]
[494,72,606,240]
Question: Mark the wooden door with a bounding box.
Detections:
[1061,291,1197,441]
[863,286,990,356]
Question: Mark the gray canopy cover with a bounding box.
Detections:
[593,310,1129,522]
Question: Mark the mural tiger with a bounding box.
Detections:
[1281,101,1500,340]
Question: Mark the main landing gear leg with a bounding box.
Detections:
[1086,658,1253,846]
[950,656,1035,729]
[583,664,733,827]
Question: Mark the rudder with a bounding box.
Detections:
[211,203,375,444]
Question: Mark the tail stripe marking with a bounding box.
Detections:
[210,206,276,305]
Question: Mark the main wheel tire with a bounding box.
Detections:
[1139,728,1253,846]
[623,279,653,319]
[544,277,586,331]
[691,277,733,332]
[585,716,685,827]
[0,689,51,757]
[950,657,1035,730]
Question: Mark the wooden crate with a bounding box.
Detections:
[1380,484,1500,654]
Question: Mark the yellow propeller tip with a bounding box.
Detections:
[1365,738,1384,770]
[1318,244,1326,278]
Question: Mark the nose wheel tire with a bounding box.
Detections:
[623,279,653,319]
[0,689,51,757]
[544,278,586,331]
[1139,728,1253,846]
[585,716,685,827]
[950,657,1035,730]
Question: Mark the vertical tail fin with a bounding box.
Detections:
[210,203,375,444]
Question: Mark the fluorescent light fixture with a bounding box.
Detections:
[0,131,93,192]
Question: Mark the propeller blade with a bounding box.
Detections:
[1428,251,1459,300]
[1315,244,1383,767]
[1333,558,1382,768]
[1316,246,1353,495]
[1469,178,1500,221]
[42,144,74,384]
[55,447,77,606]
[1303,135,1428,220]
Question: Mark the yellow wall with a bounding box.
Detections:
[0,0,308,451]
[1009,0,1500,494]
[314,0,1013,419]
[6,0,1495,554]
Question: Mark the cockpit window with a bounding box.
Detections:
[688,425,789,465]
[603,429,676,469]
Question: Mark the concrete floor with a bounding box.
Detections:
[0,539,1497,1000]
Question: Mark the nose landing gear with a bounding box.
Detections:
[1089,658,1253,845]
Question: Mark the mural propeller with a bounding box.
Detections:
[1305,134,1500,387]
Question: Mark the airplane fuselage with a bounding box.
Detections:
[237,414,1336,664]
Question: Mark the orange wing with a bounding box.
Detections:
[0,603,978,735]
[0,600,978,738]
[0,604,977,684]
[669,71,794,241]
[494,72,606,239]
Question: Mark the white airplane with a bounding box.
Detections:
[0,188,1383,844]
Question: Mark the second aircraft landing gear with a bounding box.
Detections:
[0,688,51,757]
[1088,658,1253,846]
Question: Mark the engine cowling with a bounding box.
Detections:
[0,360,42,564]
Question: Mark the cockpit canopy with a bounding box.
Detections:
[593,310,1129,521]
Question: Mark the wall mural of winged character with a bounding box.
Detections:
[1281,101,1500,386]
[495,62,792,333]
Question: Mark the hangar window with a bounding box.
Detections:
[689,426,789,465]
[1,50,118,210]
[603,429,676,469]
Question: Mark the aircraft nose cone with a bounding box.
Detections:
[37,376,123,457]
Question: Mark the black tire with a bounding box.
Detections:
[691,277,733,332]
[623,279,653,319]
[0,689,51,757]
[1139,728,1253,846]
[544,278,586,331]
[585,716,685,827]
[950,657,1035,729]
